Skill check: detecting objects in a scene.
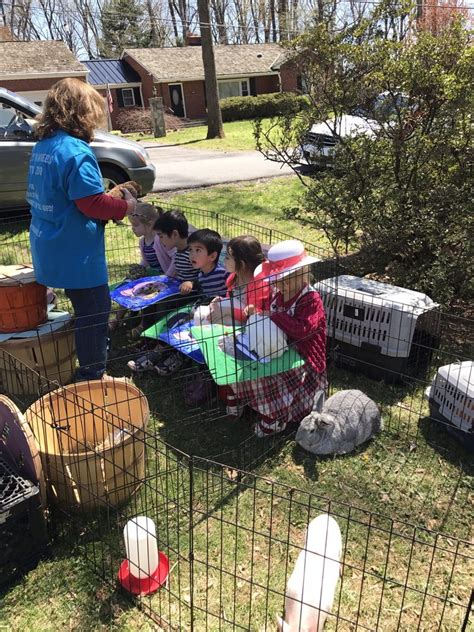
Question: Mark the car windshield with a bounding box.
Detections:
[350,94,409,120]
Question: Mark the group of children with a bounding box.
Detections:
[112,202,327,437]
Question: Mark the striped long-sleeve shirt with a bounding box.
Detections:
[174,247,199,282]
[196,264,228,299]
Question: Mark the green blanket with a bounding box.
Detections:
[190,324,303,386]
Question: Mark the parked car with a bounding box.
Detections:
[301,93,408,168]
[0,87,156,210]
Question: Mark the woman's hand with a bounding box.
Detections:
[123,188,137,214]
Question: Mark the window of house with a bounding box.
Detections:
[218,79,250,100]
[121,88,135,107]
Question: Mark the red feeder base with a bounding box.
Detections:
[118,551,170,595]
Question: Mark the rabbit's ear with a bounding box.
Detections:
[276,616,287,631]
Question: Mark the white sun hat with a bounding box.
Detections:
[254,240,320,280]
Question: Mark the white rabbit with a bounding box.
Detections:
[277,514,342,632]
[193,305,211,327]
[246,313,287,360]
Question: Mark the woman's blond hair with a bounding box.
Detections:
[36,78,106,143]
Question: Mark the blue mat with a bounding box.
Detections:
[110,275,181,311]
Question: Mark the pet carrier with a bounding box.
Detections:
[425,361,474,451]
[24,379,150,511]
[316,275,440,381]
[0,454,48,589]
[0,265,47,333]
[0,318,76,396]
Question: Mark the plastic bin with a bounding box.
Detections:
[425,361,474,451]
[315,275,440,381]
[0,265,47,333]
[0,454,47,589]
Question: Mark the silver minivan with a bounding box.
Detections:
[0,87,156,210]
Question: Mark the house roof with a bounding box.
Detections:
[123,43,283,83]
[83,59,141,86]
[0,40,87,77]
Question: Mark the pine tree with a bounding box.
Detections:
[99,0,149,58]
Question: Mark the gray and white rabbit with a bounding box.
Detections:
[277,514,342,632]
[296,389,382,455]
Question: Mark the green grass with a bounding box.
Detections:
[148,176,332,252]
[0,192,472,630]
[122,119,267,152]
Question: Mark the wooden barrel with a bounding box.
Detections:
[24,379,149,511]
[0,320,76,396]
[0,265,47,333]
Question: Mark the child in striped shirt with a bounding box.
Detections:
[187,229,228,299]
[153,209,198,292]
[151,228,228,376]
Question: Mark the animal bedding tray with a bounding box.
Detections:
[110,276,181,310]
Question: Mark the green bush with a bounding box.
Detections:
[220,92,309,122]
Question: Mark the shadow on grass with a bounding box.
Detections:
[418,415,473,472]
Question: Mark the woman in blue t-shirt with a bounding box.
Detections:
[28,78,137,381]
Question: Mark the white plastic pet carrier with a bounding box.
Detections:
[425,361,474,433]
[316,275,439,358]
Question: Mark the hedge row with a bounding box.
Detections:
[220,92,310,122]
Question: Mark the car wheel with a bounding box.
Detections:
[99,165,128,193]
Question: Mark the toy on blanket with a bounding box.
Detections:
[296,389,382,455]
[277,514,342,632]
[193,305,212,327]
[246,313,287,361]
[107,180,143,200]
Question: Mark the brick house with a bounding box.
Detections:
[0,40,88,106]
[122,42,298,120]
[83,59,145,128]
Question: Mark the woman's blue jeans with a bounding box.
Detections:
[65,284,111,381]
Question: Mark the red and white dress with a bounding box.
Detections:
[233,284,327,435]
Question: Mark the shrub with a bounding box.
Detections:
[115,107,152,133]
[255,9,473,306]
[114,108,185,134]
[220,92,309,122]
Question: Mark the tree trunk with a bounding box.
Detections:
[197,0,225,139]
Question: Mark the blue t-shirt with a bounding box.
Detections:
[27,131,105,289]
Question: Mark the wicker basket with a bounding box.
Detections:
[0,265,47,333]
[25,379,149,511]
[0,321,76,396]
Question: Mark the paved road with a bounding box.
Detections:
[142,143,294,192]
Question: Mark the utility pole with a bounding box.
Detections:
[197,0,225,139]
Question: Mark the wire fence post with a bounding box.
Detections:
[188,455,195,631]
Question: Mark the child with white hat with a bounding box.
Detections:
[234,239,328,437]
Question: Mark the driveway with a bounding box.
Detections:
[141,143,294,192]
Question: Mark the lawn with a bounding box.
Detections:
[0,193,472,630]
[122,118,267,152]
[150,176,332,252]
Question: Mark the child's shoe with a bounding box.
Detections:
[128,348,166,373]
[154,351,186,376]
[253,418,286,438]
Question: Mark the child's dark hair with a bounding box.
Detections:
[153,209,188,238]
[227,235,265,275]
[188,229,223,259]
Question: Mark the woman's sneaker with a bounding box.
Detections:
[154,351,186,376]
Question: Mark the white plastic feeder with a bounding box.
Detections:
[118,516,169,595]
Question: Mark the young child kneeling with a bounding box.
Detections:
[233,239,327,437]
